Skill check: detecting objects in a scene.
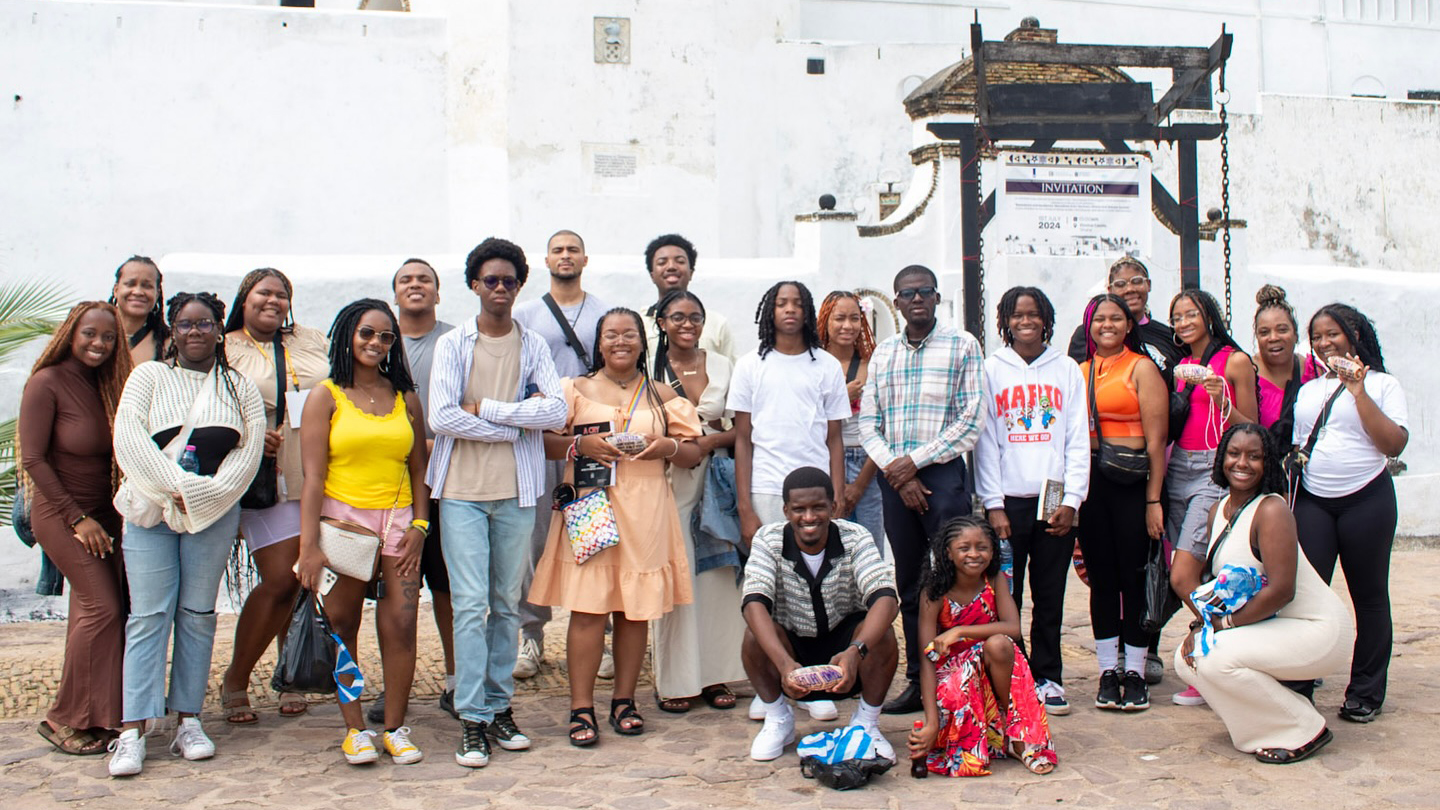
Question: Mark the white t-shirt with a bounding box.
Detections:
[728,349,851,495]
[801,549,826,578]
[1292,371,1408,498]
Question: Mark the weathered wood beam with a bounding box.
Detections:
[1152,32,1232,121]
[932,122,1225,141]
[982,41,1210,70]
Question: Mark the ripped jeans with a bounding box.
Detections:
[120,506,240,722]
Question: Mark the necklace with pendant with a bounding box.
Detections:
[603,369,641,389]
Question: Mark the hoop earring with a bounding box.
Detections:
[380,357,391,374]
[1172,332,1186,348]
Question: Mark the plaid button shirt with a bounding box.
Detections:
[858,323,985,469]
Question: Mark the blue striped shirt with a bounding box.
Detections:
[425,318,568,507]
[858,323,985,469]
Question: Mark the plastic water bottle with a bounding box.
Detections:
[910,720,928,778]
[999,537,1014,594]
[178,445,201,474]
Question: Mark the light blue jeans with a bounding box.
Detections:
[441,497,535,724]
[121,507,240,722]
[844,446,886,552]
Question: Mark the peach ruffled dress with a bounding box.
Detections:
[527,376,699,621]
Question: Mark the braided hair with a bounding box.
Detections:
[995,286,1056,346]
[1210,423,1288,495]
[225,268,295,335]
[19,302,135,501]
[816,290,877,359]
[166,291,247,419]
[1308,303,1386,373]
[652,289,707,383]
[1253,284,1297,335]
[1169,289,1243,357]
[753,280,820,360]
[107,255,169,359]
[921,515,1002,601]
[1081,293,1143,361]
[327,299,416,392]
[587,307,669,435]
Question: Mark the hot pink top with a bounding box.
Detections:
[1258,353,1321,429]
[1176,346,1234,451]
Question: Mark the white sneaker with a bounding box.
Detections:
[748,695,766,721]
[750,709,796,761]
[597,645,615,680]
[513,637,542,680]
[801,699,839,721]
[859,724,895,761]
[108,729,146,777]
[169,717,215,761]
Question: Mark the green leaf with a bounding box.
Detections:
[0,280,75,362]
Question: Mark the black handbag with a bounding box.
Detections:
[1088,359,1150,484]
[270,589,338,695]
[1167,382,1193,445]
[1140,537,1182,634]
[1284,382,1346,484]
[240,335,287,510]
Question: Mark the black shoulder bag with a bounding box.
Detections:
[542,293,591,371]
[1283,381,1346,489]
[1088,358,1150,485]
[240,336,287,509]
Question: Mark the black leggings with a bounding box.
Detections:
[1077,459,1150,648]
[1294,472,1396,709]
[1002,496,1074,687]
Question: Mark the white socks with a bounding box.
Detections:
[849,699,882,729]
[760,694,793,721]
[446,674,456,691]
[1096,637,1120,673]
[1124,644,1149,676]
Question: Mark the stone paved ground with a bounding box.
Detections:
[2,546,1438,809]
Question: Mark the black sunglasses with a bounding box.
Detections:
[896,286,937,301]
[481,275,520,291]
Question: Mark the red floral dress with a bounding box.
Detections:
[925,583,1058,776]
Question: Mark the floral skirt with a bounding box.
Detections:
[926,637,1058,777]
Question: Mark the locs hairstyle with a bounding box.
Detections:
[1081,293,1143,361]
[754,280,820,360]
[588,307,670,436]
[1308,302,1386,373]
[464,237,529,289]
[921,515,1002,601]
[644,233,697,273]
[327,298,416,392]
[816,290,877,360]
[167,291,246,418]
[995,286,1056,347]
[107,255,169,356]
[224,268,295,335]
[1210,423,1287,494]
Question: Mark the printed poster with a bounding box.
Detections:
[996,152,1151,258]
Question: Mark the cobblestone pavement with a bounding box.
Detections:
[2,548,1438,809]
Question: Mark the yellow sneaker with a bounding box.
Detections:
[382,726,424,765]
[342,728,379,765]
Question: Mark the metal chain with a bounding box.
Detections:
[1218,64,1233,324]
[974,125,988,350]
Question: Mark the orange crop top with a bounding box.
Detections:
[1081,349,1145,438]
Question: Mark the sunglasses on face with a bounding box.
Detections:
[896,286,937,301]
[663,312,705,326]
[173,319,217,335]
[481,275,519,291]
[357,326,398,346]
[1109,275,1149,291]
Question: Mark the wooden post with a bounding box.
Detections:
[1178,139,1200,290]
[959,126,984,340]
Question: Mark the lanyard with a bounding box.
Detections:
[242,328,300,391]
[619,380,646,432]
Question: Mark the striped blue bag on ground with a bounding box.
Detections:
[798,726,894,790]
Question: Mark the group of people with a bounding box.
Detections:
[16,237,1405,781]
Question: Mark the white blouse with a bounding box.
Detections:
[114,361,267,532]
[1292,371,1407,499]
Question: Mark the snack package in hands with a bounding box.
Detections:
[1327,355,1362,376]
[605,432,649,455]
[1174,364,1214,385]
[787,664,846,691]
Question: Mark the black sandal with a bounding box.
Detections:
[656,694,694,713]
[1254,727,1332,764]
[609,698,645,735]
[569,707,599,747]
[700,684,737,710]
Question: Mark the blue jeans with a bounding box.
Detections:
[844,446,885,552]
[121,507,240,722]
[441,497,535,724]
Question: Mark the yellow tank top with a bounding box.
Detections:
[321,379,414,509]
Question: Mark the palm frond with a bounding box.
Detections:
[0,280,74,362]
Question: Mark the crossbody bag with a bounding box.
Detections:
[1088,357,1150,485]
[113,364,218,528]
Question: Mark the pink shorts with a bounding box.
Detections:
[321,497,415,558]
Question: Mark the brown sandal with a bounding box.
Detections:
[278,692,309,717]
[222,688,258,725]
[37,721,107,756]
[700,684,737,710]
[655,694,693,713]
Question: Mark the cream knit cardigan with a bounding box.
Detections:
[114,361,266,533]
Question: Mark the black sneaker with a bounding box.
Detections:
[1338,699,1381,723]
[1120,671,1150,711]
[455,720,491,768]
[1095,669,1122,710]
[485,707,532,751]
[367,692,387,725]
[438,689,458,721]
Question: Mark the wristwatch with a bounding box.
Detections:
[848,640,868,660]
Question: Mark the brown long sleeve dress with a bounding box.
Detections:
[19,356,127,731]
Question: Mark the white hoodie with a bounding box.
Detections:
[975,344,1090,512]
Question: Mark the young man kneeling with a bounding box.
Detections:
[740,467,900,761]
